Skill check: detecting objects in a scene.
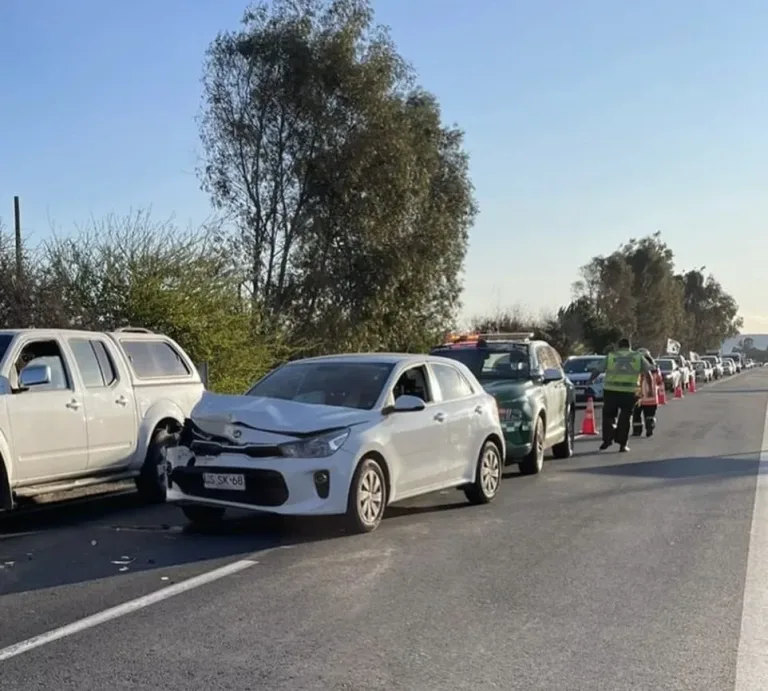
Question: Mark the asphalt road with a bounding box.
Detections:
[0,369,766,690]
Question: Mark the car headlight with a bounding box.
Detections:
[279,429,350,458]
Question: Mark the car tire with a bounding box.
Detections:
[345,457,387,534]
[552,404,575,459]
[464,439,502,505]
[519,415,545,475]
[182,504,226,527]
[136,426,179,504]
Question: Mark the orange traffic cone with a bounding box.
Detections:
[689,375,696,393]
[580,397,599,435]
[674,381,684,399]
[657,385,667,405]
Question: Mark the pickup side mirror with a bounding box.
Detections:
[543,368,563,383]
[19,364,52,389]
[383,394,426,414]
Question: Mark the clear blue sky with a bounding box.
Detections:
[3,0,768,331]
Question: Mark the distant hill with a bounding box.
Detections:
[722,334,768,358]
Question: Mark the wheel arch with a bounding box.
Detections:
[356,451,392,504]
[0,453,11,510]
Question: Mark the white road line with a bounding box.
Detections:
[734,397,768,690]
[0,558,256,663]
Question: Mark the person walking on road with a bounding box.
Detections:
[599,338,653,453]
[632,348,661,438]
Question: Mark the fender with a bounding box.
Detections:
[132,398,186,468]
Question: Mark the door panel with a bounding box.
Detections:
[6,339,89,482]
[429,362,477,481]
[68,338,138,471]
[387,364,446,496]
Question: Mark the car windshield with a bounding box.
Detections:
[658,360,674,372]
[563,357,605,374]
[432,344,530,380]
[246,361,395,410]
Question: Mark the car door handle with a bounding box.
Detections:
[115,395,128,406]
[434,412,446,422]
[65,399,80,410]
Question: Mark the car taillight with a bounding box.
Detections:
[491,398,500,422]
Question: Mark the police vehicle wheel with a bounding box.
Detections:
[552,404,575,459]
[519,416,545,475]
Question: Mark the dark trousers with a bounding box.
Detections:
[632,403,657,436]
[602,390,638,446]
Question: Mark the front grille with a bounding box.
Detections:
[190,440,281,458]
[171,466,289,507]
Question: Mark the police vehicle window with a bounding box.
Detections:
[69,339,107,388]
[546,347,563,369]
[432,345,529,379]
[537,346,557,370]
[432,363,474,400]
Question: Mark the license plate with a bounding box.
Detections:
[203,472,246,491]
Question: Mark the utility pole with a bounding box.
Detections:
[13,196,23,326]
[13,196,22,281]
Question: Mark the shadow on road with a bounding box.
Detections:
[0,484,479,597]
[700,388,768,395]
[568,452,760,480]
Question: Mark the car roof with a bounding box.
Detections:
[287,352,436,366]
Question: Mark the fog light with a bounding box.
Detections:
[313,470,330,499]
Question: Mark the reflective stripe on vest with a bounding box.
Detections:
[604,350,642,393]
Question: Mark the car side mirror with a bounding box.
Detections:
[384,395,426,414]
[19,364,52,389]
[530,367,545,383]
[543,368,563,383]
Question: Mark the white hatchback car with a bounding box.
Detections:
[165,353,506,533]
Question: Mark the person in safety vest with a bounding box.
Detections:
[632,348,661,438]
[599,337,654,453]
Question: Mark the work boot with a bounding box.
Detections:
[599,441,612,451]
[619,444,630,453]
[646,428,653,438]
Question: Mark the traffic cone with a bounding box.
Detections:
[657,385,667,405]
[674,381,684,399]
[689,376,697,393]
[580,397,599,435]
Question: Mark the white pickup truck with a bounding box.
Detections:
[0,327,204,511]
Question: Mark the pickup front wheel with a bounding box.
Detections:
[136,426,179,504]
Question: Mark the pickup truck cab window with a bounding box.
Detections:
[121,339,191,378]
[13,339,72,392]
[69,339,118,389]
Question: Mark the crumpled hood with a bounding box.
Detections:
[481,379,534,400]
[190,392,374,439]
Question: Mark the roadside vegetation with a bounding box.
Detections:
[0,0,744,391]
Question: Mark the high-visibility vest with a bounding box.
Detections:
[604,349,643,393]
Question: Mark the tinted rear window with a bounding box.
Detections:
[121,340,190,378]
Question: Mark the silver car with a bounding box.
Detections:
[166,353,506,533]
